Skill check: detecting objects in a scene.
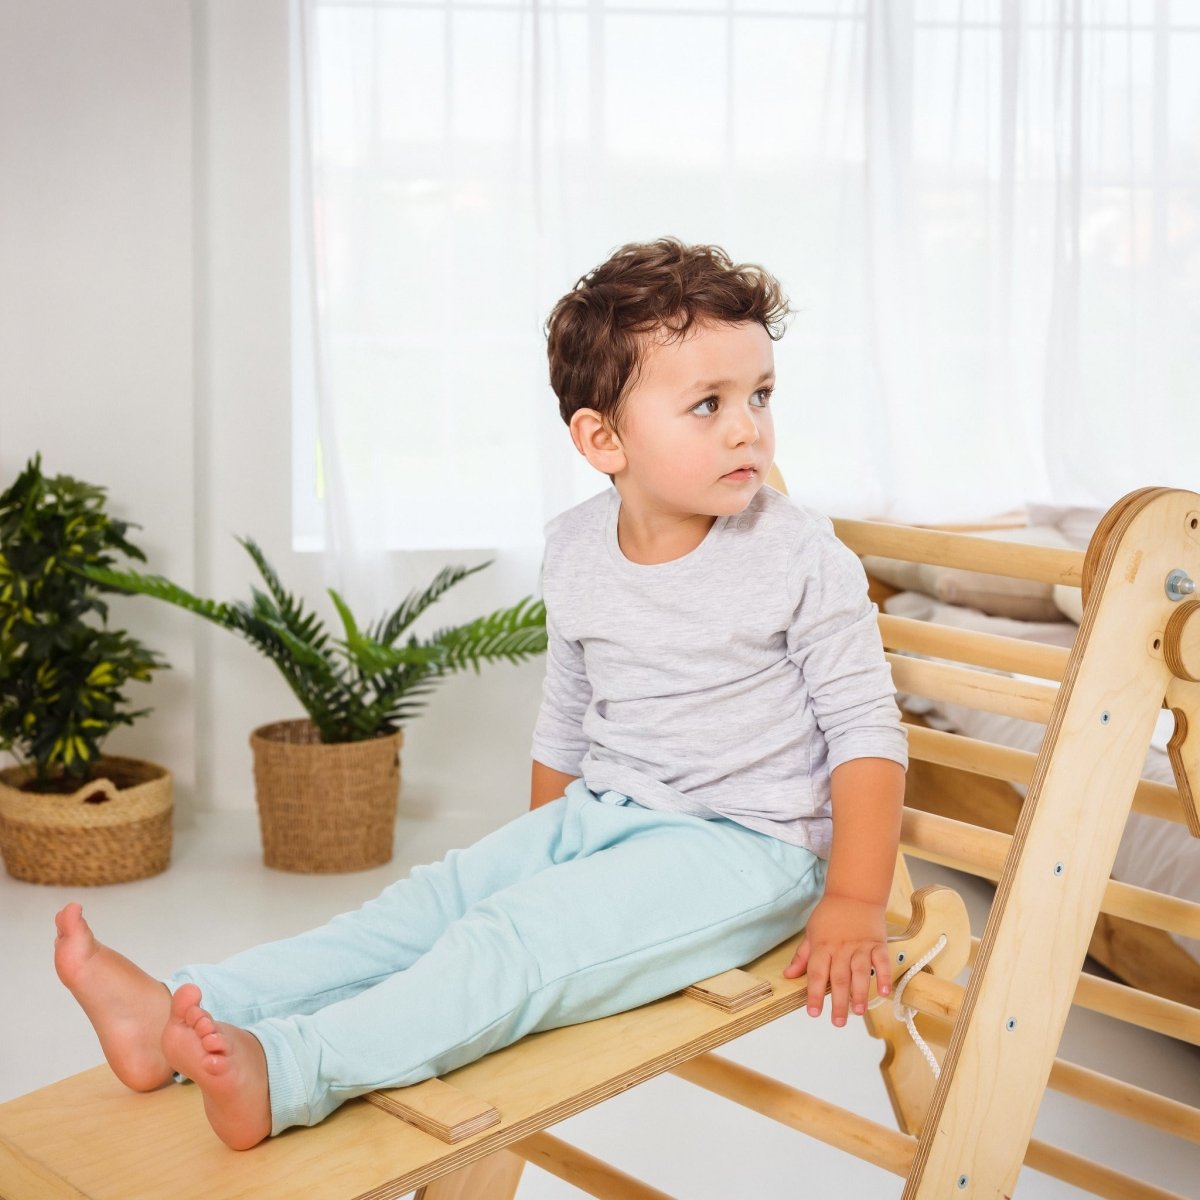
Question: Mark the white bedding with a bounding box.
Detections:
[884,588,1200,963]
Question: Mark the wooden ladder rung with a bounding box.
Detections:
[511,1132,675,1200]
[900,808,1200,938]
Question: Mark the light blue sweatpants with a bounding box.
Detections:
[168,781,826,1135]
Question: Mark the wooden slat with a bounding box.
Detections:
[1021,1140,1189,1200]
[366,1078,499,1143]
[676,1051,1191,1200]
[900,972,962,1021]
[879,613,1071,680]
[905,724,1189,826]
[512,1133,675,1200]
[900,806,1009,880]
[671,1053,916,1176]
[683,969,772,1013]
[955,936,1200,1045]
[833,517,1085,585]
[900,808,1200,939]
[887,654,1058,723]
[1072,970,1200,1046]
[1047,1060,1200,1145]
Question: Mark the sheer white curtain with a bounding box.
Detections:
[293,0,1200,570]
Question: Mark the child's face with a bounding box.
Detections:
[611,319,776,521]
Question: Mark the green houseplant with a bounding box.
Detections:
[0,455,171,885]
[91,539,547,872]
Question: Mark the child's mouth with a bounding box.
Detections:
[723,467,757,482]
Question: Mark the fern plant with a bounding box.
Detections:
[87,539,546,743]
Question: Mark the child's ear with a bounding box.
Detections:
[569,408,626,476]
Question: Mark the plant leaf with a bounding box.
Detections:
[370,563,491,645]
[428,597,547,674]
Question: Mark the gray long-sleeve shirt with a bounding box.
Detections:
[531,485,907,858]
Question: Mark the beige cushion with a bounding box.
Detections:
[1052,583,1084,624]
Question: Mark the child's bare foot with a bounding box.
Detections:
[53,902,173,1091]
[161,984,272,1150]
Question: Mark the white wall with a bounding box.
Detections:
[0,0,544,827]
[0,0,197,801]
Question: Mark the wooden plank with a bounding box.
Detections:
[833,518,1084,586]
[672,1052,916,1176]
[512,1132,675,1200]
[0,938,810,1200]
[878,613,1070,680]
[1046,1060,1200,1145]
[1072,965,1200,1045]
[677,1053,1192,1200]
[367,1078,499,1144]
[946,937,1200,1045]
[900,807,1200,938]
[0,1137,93,1200]
[905,723,1188,826]
[1021,1141,1188,1200]
[887,655,1059,724]
[0,1065,431,1200]
[0,881,963,1200]
[683,969,772,1013]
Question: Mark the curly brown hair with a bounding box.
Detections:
[545,237,790,429]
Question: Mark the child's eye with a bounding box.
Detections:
[690,396,719,416]
[751,388,773,407]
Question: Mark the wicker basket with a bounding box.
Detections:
[250,719,403,873]
[0,757,173,886]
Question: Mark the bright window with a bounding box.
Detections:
[293,1,1200,551]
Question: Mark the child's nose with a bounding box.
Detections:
[726,405,759,445]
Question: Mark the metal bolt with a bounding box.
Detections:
[1054,862,1065,877]
[1100,711,1111,725]
[957,1175,970,1189]
[1166,569,1196,602]
[897,952,907,964]
[1006,1017,1018,1031]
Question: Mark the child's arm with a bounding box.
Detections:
[531,760,579,810]
[782,756,905,1025]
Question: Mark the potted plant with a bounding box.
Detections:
[0,456,170,886]
[90,539,546,873]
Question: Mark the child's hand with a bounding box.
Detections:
[782,894,891,1026]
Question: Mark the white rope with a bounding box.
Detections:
[890,934,949,1080]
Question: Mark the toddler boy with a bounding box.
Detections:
[55,238,906,1149]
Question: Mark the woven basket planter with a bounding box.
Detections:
[250,719,403,873]
[0,757,173,886]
